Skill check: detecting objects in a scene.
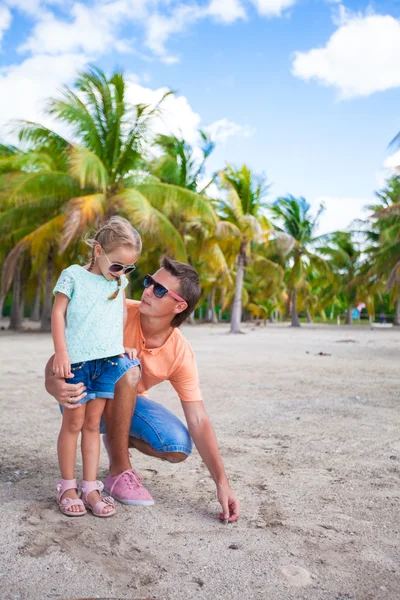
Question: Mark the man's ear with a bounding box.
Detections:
[174,301,188,315]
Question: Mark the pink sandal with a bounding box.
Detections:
[56,478,87,517]
[81,480,116,518]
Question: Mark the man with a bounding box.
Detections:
[45,257,240,522]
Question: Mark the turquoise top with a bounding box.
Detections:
[53,265,128,364]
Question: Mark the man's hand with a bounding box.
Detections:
[53,350,72,379]
[122,347,138,360]
[45,372,87,409]
[216,483,240,523]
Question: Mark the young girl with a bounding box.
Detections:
[52,216,142,517]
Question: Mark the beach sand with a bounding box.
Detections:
[0,322,399,600]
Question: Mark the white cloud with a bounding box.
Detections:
[250,0,296,17]
[313,195,370,234]
[144,5,203,63]
[19,1,144,56]
[5,0,41,14]
[376,150,400,187]
[0,53,89,142]
[204,117,255,143]
[0,55,253,158]
[207,0,246,23]
[383,151,400,171]
[0,5,12,47]
[5,0,63,15]
[292,9,400,99]
[7,0,295,67]
[125,77,202,144]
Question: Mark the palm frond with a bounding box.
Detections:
[115,188,187,261]
[70,146,108,193]
[136,183,218,228]
[6,171,78,207]
[60,194,106,252]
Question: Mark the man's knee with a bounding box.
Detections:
[163,451,189,463]
[116,365,141,389]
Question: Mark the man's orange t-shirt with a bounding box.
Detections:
[123,300,202,403]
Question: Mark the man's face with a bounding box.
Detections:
[139,268,186,321]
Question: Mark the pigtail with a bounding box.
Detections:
[88,246,96,272]
[108,276,121,300]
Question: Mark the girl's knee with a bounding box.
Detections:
[82,415,101,434]
[62,413,85,434]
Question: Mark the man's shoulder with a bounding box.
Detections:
[126,299,141,314]
[170,327,195,357]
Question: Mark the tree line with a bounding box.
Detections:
[1,67,399,333]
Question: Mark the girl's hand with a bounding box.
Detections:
[122,347,138,360]
[53,351,72,379]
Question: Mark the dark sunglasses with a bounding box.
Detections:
[103,249,136,275]
[143,274,186,302]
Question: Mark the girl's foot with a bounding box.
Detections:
[56,478,87,517]
[86,489,114,515]
[81,480,116,518]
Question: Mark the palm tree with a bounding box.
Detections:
[148,129,230,322]
[270,196,327,327]
[319,231,361,325]
[216,164,272,333]
[8,67,217,255]
[1,67,219,328]
[149,131,215,192]
[363,177,400,325]
[0,131,79,330]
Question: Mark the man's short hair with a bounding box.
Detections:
[161,256,201,327]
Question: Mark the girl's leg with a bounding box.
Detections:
[57,405,86,513]
[81,398,112,514]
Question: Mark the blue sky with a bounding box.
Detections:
[1,0,399,233]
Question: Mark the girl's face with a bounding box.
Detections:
[95,244,138,280]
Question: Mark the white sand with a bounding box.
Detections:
[0,322,399,600]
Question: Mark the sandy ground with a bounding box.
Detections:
[0,321,399,600]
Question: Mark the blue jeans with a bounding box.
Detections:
[100,395,193,456]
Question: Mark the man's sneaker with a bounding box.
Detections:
[104,470,154,506]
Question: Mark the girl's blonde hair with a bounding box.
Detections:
[86,216,142,300]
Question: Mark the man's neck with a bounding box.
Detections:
[139,313,174,348]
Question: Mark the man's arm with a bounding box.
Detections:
[181,400,240,523]
[44,357,87,409]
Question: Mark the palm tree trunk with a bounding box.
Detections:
[31,282,41,321]
[291,288,300,327]
[9,266,23,331]
[306,307,313,323]
[285,292,291,321]
[394,299,400,326]
[19,280,25,321]
[0,291,5,319]
[230,252,245,333]
[210,287,218,324]
[40,248,54,333]
[345,306,352,325]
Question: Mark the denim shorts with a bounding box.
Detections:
[65,354,141,405]
[100,395,193,456]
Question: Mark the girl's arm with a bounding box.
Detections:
[52,293,71,378]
